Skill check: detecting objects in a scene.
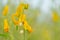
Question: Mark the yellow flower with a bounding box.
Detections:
[19,14,26,22]
[4,19,9,32]
[19,14,32,32]
[16,3,24,15]
[12,13,19,25]
[12,3,32,32]
[12,14,32,32]
[52,11,59,22]
[16,3,29,15]
[3,5,9,16]
[23,20,32,33]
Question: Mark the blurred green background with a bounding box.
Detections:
[0,0,60,40]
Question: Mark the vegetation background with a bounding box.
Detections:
[0,0,60,40]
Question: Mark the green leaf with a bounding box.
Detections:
[0,34,7,37]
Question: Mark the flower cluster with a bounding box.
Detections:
[12,3,32,33]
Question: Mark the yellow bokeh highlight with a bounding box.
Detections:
[52,11,59,22]
[42,29,50,40]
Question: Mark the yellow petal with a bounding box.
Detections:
[12,14,19,25]
[3,5,9,16]
[19,16,22,23]
[16,3,24,15]
[18,14,26,23]
[23,21,32,32]
[4,19,9,32]
[21,14,26,21]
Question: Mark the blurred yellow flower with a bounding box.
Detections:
[12,13,19,25]
[23,20,32,32]
[19,14,26,22]
[4,19,9,32]
[12,3,32,32]
[19,14,32,32]
[16,3,24,15]
[12,14,32,32]
[52,11,59,22]
[2,5,9,16]
[16,3,29,15]
[12,4,24,25]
